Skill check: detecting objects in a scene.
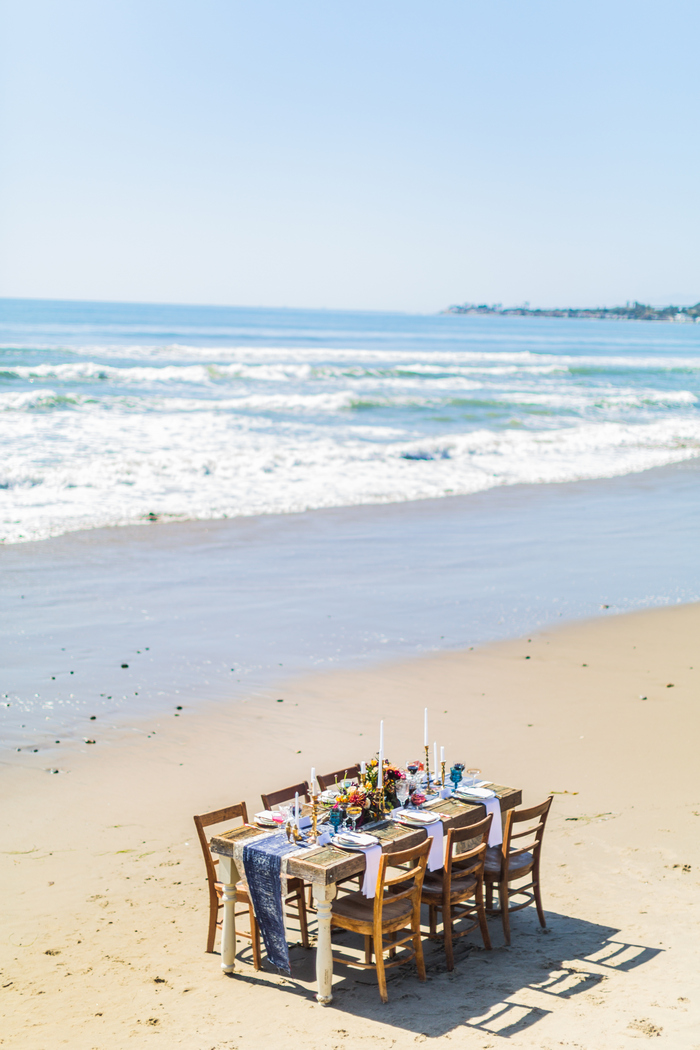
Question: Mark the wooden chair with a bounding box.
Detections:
[316,765,361,792]
[484,796,553,945]
[259,782,312,940]
[260,780,310,811]
[330,838,431,1003]
[193,802,261,968]
[421,814,492,970]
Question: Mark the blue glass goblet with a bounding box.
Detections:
[450,765,463,791]
[329,806,343,836]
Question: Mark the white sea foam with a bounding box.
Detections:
[2,409,699,544]
[2,308,699,543]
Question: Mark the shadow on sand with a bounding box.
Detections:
[222,907,663,1038]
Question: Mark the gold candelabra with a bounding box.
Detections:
[441,760,446,788]
[378,781,388,817]
[424,744,431,789]
[309,793,320,843]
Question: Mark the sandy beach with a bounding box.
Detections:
[3,601,700,1049]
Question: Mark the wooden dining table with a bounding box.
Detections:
[210,784,521,1004]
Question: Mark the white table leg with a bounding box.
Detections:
[313,883,337,1005]
[218,855,237,973]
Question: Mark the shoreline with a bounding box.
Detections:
[3,458,699,754]
[4,452,700,552]
[3,604,700,1047]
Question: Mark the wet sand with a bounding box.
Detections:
[3,458,700,753]
[2,602,700,1049]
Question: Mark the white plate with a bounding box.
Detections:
[254,810,285,826]
[334,832,379,849]
[394,812,441,826]
[456,788,496,800]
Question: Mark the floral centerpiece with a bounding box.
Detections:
[330,784,372,828]
[364,758,405,812]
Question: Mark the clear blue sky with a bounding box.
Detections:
[1,0,699,312]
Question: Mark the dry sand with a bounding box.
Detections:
[2,603,700,1049]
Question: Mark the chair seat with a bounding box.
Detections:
[484,847,534,878]
[331,890,413,928]
[421,871,477,903]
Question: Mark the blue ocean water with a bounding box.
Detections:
[1,298,699,543]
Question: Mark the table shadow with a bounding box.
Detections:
[222,907,664,1038]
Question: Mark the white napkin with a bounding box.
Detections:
[483,797,503,847]
[390,808,444,872]
[425,820,445,871]
[361,844,383,898]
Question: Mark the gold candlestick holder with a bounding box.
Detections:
[309,793,320,843]
[441,761,446,788]
[424,744,431,789]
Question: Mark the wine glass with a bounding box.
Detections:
[328,806,343,836]
[450,765,463,792]
[347,804,362,833]
[396,778,410,809]
[466,767,481,787]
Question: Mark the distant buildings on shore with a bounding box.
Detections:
[444,300,700,323]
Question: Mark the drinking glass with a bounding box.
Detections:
[329,807,343,836]
[466,767,481,787]
[450,765,463,791]
[396,779,410,808]
[347,804,363,832]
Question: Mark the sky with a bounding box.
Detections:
[1,0,699,313]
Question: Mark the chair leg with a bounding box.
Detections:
[413,907,427,982]
[485,879,494,912]
[534,867,546,928]
[498,880,511,946]
[206,892,219,953]
[429,904,437,937]
[249,905,262,970]
[444,902,454,971]
[364,934,372,965]
[375,934,389,1003]
[389,929,397,960]
[476,880,492,951]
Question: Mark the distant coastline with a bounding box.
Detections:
[444,300,700,323]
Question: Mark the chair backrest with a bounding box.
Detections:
[374,838,431,921]
[260,781,310,811]
[193,801,249,889]
[316,765,361,792]
[501,796,553,875]
[445,813,492,892]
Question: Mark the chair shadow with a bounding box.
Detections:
[220,908,664,1038]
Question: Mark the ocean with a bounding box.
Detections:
[2,299,700,753]
[1,298,699,544]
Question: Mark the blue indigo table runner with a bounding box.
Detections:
[242,832,301,974]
